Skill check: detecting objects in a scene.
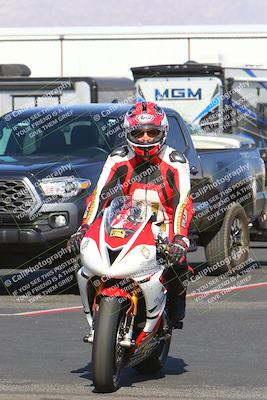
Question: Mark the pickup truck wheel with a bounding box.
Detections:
[205,203,249,275]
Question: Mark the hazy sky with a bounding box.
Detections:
[0,0,266,27]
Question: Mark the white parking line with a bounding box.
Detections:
[0,281,266,316]
[0,305,83,317]
[188,281,267,297]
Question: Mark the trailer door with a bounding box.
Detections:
[135,76,223,134]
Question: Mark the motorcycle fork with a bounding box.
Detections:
[92,281,105,313]
[83,282,105,344]
[119,291,138,348]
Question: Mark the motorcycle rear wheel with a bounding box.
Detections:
[92,296,127,393]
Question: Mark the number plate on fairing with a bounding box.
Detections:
[110,229,126,238]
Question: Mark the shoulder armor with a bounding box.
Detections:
[169,150,186,163]
[110,146,129,158]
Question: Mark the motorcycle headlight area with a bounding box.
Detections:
[39,177,90,198]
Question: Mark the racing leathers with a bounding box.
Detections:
[79,143,194,324]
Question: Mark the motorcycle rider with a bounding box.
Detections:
[68,101,194,327]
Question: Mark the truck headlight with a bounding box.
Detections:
[39,178,91,198]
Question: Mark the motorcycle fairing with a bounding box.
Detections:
[80,209,157,278]
[78,199,167,336]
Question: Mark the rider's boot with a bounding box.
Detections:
[167,288,186,329]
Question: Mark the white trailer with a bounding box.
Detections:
[132,61,267,184]
[0,70,134,116]
[1,26,267,78]
[132,62,267,150]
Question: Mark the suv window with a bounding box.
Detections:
[0,111,118,160]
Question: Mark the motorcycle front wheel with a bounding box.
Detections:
[92,296,127,392]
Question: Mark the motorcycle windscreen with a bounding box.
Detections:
[104,196,149,248]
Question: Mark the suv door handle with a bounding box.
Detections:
[190,166,199,175]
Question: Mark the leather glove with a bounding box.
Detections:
[67,224,89,254]
[168,234,189,264]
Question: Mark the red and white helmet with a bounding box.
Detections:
[123,102,169,157]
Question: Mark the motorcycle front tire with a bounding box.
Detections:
[92,296,127,393]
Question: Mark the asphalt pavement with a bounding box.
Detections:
[0,244,266,400]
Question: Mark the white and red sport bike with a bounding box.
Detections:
[77,195,176,392]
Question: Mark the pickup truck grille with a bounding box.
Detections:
[0,179,38,219]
